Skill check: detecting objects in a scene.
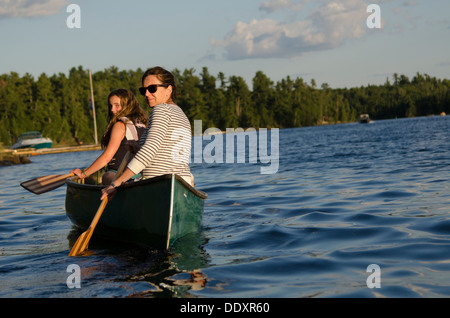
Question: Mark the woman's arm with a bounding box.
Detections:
[100,167,134,200]
[71,121,125,178]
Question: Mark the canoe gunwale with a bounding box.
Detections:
[66,173,208,200]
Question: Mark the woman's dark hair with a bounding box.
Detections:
[142,66,177,102]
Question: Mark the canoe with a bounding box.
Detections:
[65,174,208,249]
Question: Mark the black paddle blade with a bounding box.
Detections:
[21,173,74,195]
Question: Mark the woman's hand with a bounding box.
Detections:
[101,185,116,201]
[71,168,86,179]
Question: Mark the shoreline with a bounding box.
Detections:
[0,144,101,166]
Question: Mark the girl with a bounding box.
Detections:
[72,89,148,184]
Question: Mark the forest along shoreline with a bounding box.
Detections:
[1,67,449,149]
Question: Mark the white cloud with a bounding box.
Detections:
[0,0,68,18]
[211,0,369,60]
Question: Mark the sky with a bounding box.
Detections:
[0,0,449,89]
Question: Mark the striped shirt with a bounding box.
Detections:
[127,103,192,181]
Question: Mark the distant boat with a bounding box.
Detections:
[10,131,53,150]
[359,114,371,124]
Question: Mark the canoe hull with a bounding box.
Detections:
[65,174,207,249]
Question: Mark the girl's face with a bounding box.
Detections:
[109,95,122,115]
[142,75,172,107]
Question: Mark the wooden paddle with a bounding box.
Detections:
[68,151,132,257]
[21,172,76,195]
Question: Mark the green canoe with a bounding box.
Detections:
[65,174,208,249]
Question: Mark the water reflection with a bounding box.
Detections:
[66,226,210,298]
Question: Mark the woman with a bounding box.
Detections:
[72,88,148,185]
[101,66,193,200]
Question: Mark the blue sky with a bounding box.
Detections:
[0,0,449,88]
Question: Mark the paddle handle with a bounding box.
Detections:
[87,197,108,231]
[34,173,74,185]
[114,151,132,181]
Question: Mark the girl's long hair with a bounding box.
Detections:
[101,89,148,148]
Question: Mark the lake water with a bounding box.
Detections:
[1,115,450,299]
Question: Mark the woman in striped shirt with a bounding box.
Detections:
[101,67,193,200]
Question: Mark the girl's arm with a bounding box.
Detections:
[71,121,125,178]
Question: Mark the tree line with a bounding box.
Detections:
[0,66,449,147]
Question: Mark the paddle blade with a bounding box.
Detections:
[68,198,108,257]
[68,229,94,257]
[21,173,75,195]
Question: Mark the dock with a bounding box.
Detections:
[0,144,101,166]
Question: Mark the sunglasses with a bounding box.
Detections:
[139,84,169,96]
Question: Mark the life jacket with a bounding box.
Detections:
[107,117,146,171]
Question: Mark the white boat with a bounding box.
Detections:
[10,131,53,150]
[359,114,371,124]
